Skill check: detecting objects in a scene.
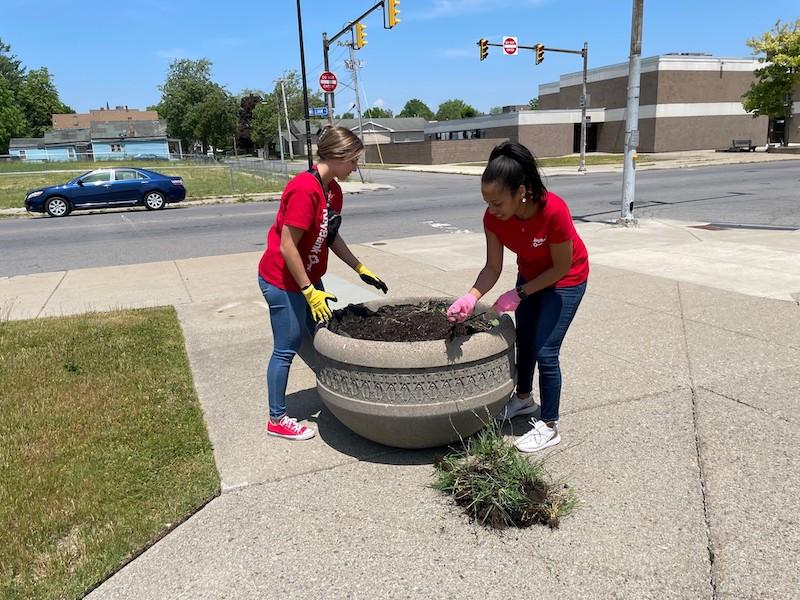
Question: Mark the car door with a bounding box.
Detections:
[71,170,113,207]
[112,169,147,203]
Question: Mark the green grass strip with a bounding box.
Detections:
[0,307,220,599]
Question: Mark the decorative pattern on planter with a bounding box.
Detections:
[317,353,513,404]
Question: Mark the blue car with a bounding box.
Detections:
[24,167,186,217]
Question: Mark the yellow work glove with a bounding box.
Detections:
[355,262,388,293]
[301,284,338,322]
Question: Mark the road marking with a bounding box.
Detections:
[422,220,472,234]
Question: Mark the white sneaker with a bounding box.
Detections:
[496,394,541,421]
[515,419,560,453]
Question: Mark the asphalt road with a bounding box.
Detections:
[1,161,798,277]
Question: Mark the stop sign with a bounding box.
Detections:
[503,36,518,56]
[319,71,338,93]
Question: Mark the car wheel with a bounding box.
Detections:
[143,191,166,210]
[45,196,71,217]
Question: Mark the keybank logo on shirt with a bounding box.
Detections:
[532,236,547,248]
[306,207,328,272]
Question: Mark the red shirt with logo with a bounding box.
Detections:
[483,191,589,287]
[258,170,343,292]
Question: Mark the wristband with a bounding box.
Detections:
[515,285,528,300]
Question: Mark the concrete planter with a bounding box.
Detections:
[314,297,516,449]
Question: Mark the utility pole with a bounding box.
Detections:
[578,42,589,174]
[620,0,643,225]
[275,96,285,162]
[342,38,365,146]
[278,79,294,159]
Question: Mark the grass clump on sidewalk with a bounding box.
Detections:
[433,424,576,529]
[0,307,220,599]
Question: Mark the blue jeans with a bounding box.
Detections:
[259,275,320,420]
[514,277,586,423]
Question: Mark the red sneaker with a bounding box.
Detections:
[267,415,315,440]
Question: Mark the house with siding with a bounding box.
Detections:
[9,106,174,162]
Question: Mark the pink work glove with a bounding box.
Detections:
[492,289,521,313]
[446,293,477,323]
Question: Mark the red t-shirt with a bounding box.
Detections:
[483,191,589,287]
[258,170,343,291]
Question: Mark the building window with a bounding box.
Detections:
[18,150,26,158]
[111,143,124,153]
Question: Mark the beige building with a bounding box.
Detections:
[367,54,794,164]
[52,107,160,130]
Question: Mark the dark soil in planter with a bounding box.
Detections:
[327,301,496,342]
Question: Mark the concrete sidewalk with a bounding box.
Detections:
[2,219,799,599]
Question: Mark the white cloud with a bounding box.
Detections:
[156,48,186,60]
[373,98,385,107]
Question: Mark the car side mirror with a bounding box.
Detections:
[77,179,84,186]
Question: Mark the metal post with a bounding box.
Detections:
[276,96,285,162]
[578,42,588,174]
[322,33,334,126]
[296,0,313,168]
[279,79,294,159]
[620,0,643,225]
[347,36,365,147]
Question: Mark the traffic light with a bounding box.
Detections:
[535,43,544,65]
[387,0,400,28]
[478,38,488,61]
[355,22,367,49]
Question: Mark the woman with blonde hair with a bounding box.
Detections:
[258,126,388,440]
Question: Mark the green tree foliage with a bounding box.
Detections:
[237,92,264,152]
[339,112,355,119]
[17,67,73,137]
[362,106,393,118]
[157,59,238,152]
[435,99,479,121]
[251,91,278,151]
[528,97,540,110]
[398,98,433,120]
[489,106,503,115]
[742,19,800,145]
[0,38,24,96]
[0,76,26,153]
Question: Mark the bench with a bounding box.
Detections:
[730,139,756,152]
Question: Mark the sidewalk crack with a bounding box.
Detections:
[36,271,68,318]
[697,385,798,427]
[173,261,193,303]
[678,282,719,599]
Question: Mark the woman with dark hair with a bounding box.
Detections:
[447,141,588,452]
[258,126,388,441]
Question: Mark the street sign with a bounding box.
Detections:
[502,36,518,56]
[319,71,338,93]
[308,107,329,117]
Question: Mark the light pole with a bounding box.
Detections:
[620,0,643,225]
[295,0,313,168]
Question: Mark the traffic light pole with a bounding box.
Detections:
[295,0,313,168]
[322,0,387,126]
[480,40,589,173]
[620,0,643,225]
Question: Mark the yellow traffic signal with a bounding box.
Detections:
[478,38,488,61]
[387,0,400,28]
[535,43,544,65]
[355,22,367,49]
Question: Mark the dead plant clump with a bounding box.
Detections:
[433,424,576,529]
[327,301,497,342]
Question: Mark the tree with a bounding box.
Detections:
[17,67,73,138]
[398,98,433,120]
[157,58,239,153]
[0,76,26,153]
[251,91,279,154]
[742,19,800,145]
[237,92,264,153]
[435,99,479,121]
[339,112,355,119]
[0,37,24,98]
[528,97,540,110]
[490,106,503,115]
[363,106,393,118]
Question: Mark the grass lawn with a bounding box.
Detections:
[456,153,664,168]
[0,307,220,599]
[0,165,285,210]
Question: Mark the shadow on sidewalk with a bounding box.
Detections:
[285,387,442,467]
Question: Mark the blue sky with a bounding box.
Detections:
[3,1,798,115]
